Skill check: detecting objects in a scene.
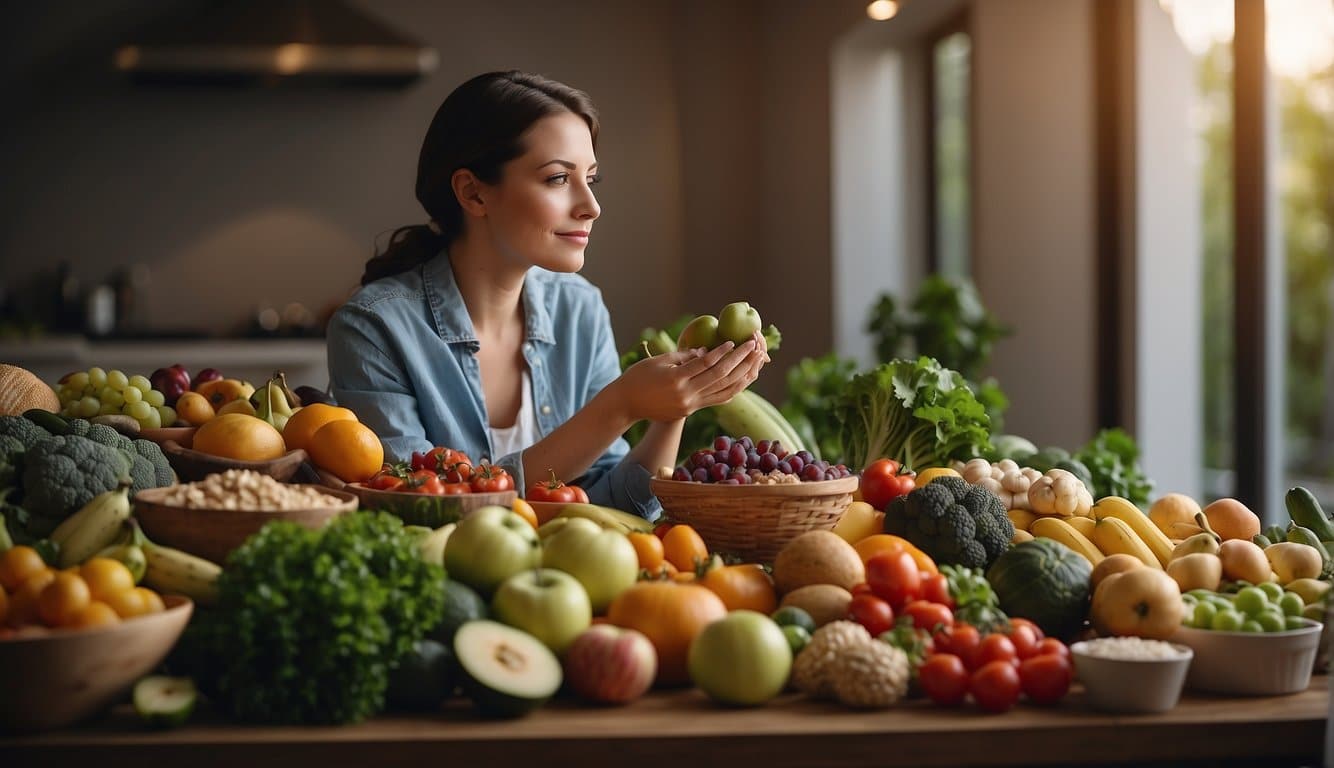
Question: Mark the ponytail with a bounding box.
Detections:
[359,224,448,286]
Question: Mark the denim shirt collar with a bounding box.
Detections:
[422,251,556,346]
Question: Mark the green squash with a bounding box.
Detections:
[985,538,1092,639]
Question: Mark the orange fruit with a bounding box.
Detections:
[193,413,286,461]
[628,531,665,572]
[0,546,47,591]
[5,569,54,627]
[175,391,216,426]
[135,587,166,614]
[853,534,938,575]
[104,588,149,619]
[38,572,91,627]
[70,601,120,629]
[283,403,357,453]
[511,498,539,529]
[662,524,708,572]
[308,419,384,483]
[80,558,136,601]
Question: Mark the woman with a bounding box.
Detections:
[327,71,767,519]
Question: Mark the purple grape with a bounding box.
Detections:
[720,478,741,485]
[777,459,793,475]
[756,439,771,455]
[731,470,752,484]
[673,467,691,481]
[713,435,733,452]
[824,469,837,481]
[690,449,711,468]
[728,444,748,468]
[789,455,805,474]
[796,450,814,465]
[696,453,716,469]
[738,436,754,451]
[770,441,784,457]
[692,467,710,483]
[714,450,731,466]
[759,453,779,472]
[746,450,761,469]
[710,463,731,482]
[801,464,824,481]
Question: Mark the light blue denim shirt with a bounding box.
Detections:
[326,251,660,520]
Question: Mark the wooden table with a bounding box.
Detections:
[3,677,1326,768]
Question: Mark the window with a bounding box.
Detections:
[926,19,971,278]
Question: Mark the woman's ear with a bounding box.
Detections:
[451,169,487,217]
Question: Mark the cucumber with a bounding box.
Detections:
[133,675,197,728]
[23,408,70,436]
[1285,487,1334,542]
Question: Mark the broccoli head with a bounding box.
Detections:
[0,415,50,451]
[68,419,174,493]
[21,435,132,520]
[882,474,1013,569]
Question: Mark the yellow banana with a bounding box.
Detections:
[93,543,148,583]
[1066,516,1097,538]
[1091,516,1161,568]
[52,484,133,567]
[1030,517,1105,566]
[1011,529,1035,545]
[552,503,654,535]
[1007,508,1039,533]
[143,544,221,606]
[1093,496,1174,567]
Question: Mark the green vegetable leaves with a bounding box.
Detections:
[836,357,992,472]
[183,511,445,725]
[1074,428,1154,507]
[780,353,858,464]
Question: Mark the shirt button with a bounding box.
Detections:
[532,359,541,367]
[541,405,552,415]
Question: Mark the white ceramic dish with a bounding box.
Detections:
[1170,618,1322,695]
[1070,639,1194,713]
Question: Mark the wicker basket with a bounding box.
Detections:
[649,475,858,563]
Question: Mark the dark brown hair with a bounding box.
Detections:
[360,70,600,285]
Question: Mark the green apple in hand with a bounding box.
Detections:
[444,505,542,597]
[491,568,592,655]
[676,314,720,351]
[688,610,792,706]
[717,302,763,345]
[541,517,639,614]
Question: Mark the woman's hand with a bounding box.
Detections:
[615,329,770,423]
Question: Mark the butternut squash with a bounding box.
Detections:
[0,364,59,416]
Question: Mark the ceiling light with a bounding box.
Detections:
[867,0,899,21]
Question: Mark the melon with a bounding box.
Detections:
[985,538,1092,639]
[453,620,561,718]
[0,364,59,416]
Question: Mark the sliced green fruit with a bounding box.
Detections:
[133,675,197,728]
[386,638,456,711]
[770,606,817,634]
[453,620,561,718]
[430,579,488,646]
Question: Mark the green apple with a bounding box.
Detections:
[676,314,719,351]
[687,610,792,706]
[443,505,542,597]
[716,302,762,345]
[541,517,639,614]
[491,568,592,655]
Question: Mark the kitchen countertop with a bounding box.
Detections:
[2,676,1325,768]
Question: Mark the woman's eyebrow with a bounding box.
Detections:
[537,159,598,171]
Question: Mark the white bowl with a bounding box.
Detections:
[1170,618,1322,695]
[1070,639,1194,713]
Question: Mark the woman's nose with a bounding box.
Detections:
[576,185,600,220]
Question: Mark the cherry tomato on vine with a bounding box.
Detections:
[975,633,1019,669]
[971,660,1022,713]
[901,599,954,632]
[920,572,954,607]
[919,653,970,706]
[859,458,918,510]
[848,593,896,637]
[933,623,981,670]
[1019,653,1072,705]
[865,550,921,610]
[471,463,514,493]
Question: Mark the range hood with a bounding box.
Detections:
[114,0,438,86]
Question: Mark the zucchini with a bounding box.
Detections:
[1285,487,1334,542]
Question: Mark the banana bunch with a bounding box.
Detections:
[250,370,301,432]
[142,543,221,606]
[1022,496,1175,569]
[538,503,654,538]
[51,483,133,567]
[713,389,810,458]
[92,519,151,583]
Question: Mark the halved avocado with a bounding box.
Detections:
[133,675,198,728]
[453,620,562,718]
[386,638,456,711]
[430,579,488,646]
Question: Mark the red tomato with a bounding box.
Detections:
[865,551,921,610]
[975,633,1019,668]
[850,582,875,598]
[902,600,954,632]
[527,471,581,503]
[933,623,981,670]
[408,470,445,495]
[920,572,954,608]
[1007,622,1042,660]
[440,461,474,484]
[412,447,473,473]
[1019,653,1072,705]
[653,522,673,539]
[439,482,472,495]
[971,660,1022,713]
[470,463,515,493]
[919,653,970,706]
[367,471,405,491]
[1034,638,1071,661]
[569,484,590,503]
[859,458,918,511]
[848,593,896,637]
[1008,618,1045,643]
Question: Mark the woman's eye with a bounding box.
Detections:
[588,174,602,185]
[547,173,570,185]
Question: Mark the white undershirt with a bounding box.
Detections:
[488,368,541,458]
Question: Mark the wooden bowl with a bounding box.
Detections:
[0,595,193,733]
[160,440,309,483]
[138,426,198,450]
[649,475,858,563]
[346,484,517,528]
[133,485,359,564]
[527,500,568,525]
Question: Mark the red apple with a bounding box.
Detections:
[149,364,192,406]
[191,367,223,391]
[563,624,657,704]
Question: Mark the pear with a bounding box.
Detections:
[1172,531,1222,560]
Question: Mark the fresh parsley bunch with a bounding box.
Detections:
[183,511,445,724]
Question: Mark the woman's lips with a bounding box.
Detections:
[556,231,589,244]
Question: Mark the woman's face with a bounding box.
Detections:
[481,111,601,273]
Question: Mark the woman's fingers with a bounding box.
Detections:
[687,339,756,387]
[696,345,766,402]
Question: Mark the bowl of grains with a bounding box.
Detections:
[133,469,358,564]
[1069,636,1194,713]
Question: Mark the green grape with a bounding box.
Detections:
[87,367,107,390]
[1258,581,1285,602]
[122,387,143,405]
[1279,592,1304,617]
[140,407,162,429]
[157,405,177,427]
[100,387,124,408]
[106,369,129,391]
[144,389,166,408]
[60,403,77,418]
[1234,586,1269,617]
[57,386,79,404]
[128,374,152,393]
[77,396,101,418]
[125,401,154,422]
[67,372,89,391]
[98,401,120,416]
